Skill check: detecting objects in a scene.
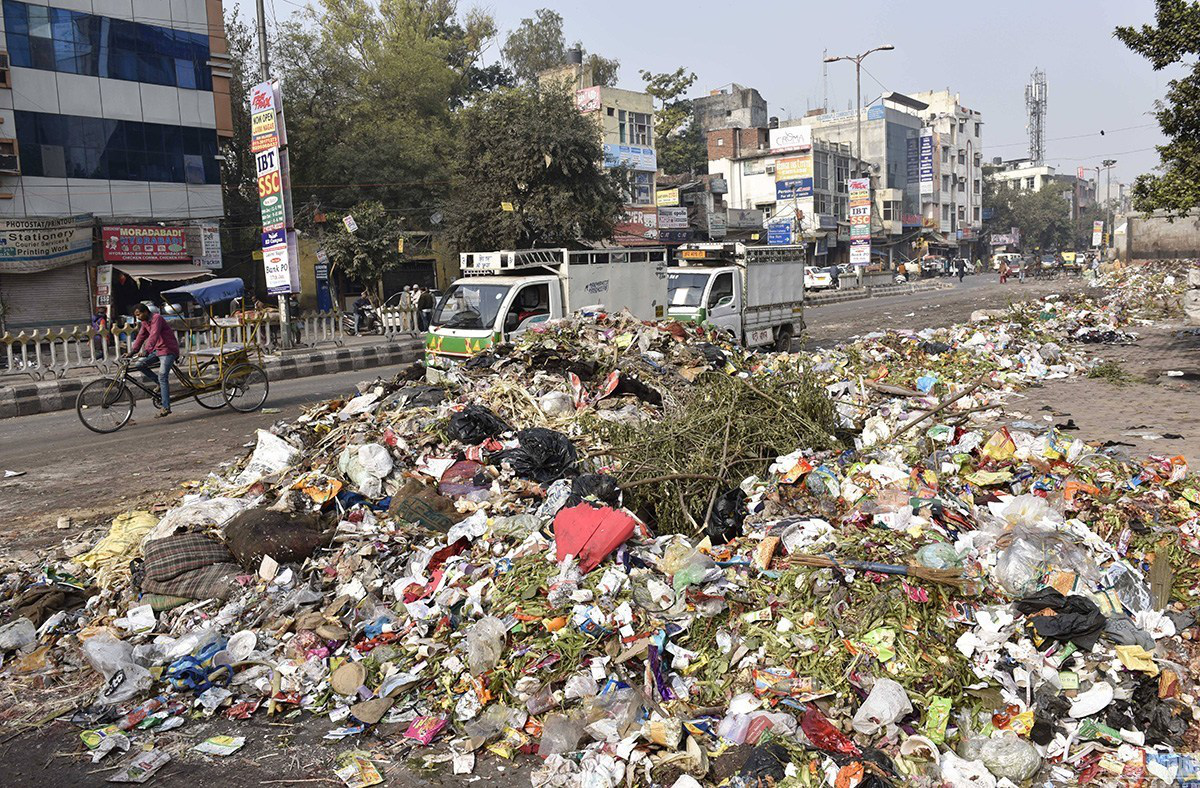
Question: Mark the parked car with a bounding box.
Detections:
[992,252,1022,271]
[804,266,834,290]
[920,256,948,277]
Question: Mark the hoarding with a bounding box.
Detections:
[251,80,298,294]
[775,155,813,200]
[575,86,601,113]
[613,207,659,245]
[195,221,222,269]
[656,188,680,207]
[602,144,657,171]
[769,126,811,153]
[848,177,871,265]
[1092,220,1103,247]
[95,263,112,306]
[263,245,292,295]
[918,130,934,196]
[657,207,688,229]
[0,214,94,273]
[249,81,278,153]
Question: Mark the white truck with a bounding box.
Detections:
[668,243,806,352]
[425,247,668,366]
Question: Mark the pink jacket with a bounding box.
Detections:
[132,313,180,357]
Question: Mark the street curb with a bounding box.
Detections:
[0,337,424,420]
[807,281,950,306]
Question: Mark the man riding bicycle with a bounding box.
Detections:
[124,302,180,418]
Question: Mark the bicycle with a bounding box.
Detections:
[76,353,269,434]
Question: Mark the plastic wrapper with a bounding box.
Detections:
[464,616,507,676]
[83,632,153,704]
[448,405,511,445]
[538,713,585,756]
[991,525,1097,597]
[851,678,913,735]
[496,428,578,483]
[980,734,1040,782]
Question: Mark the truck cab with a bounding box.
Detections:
[426,248,668,367]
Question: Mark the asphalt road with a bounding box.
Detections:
[0,273,1083,543]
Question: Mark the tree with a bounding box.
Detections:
[217,12,264,288]
[501,9,618,86]
[444,84,627,249]
[983,172,1078,251]
[1116,2,1200,216]
[640,67,706,175]
[321,201,405,297]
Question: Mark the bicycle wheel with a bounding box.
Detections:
[77,377,135,433]
[222,363,269,412]
[194,385,227,409]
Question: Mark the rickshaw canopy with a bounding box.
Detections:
[161,277,245,308]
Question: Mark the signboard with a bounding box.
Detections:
[775,155,814,201]
[575,86,601,113]
[727,208,764,229]
[659,229,692,243]
[658,207,688,229]
[95,263,113,306]
[195,221,222,269]
[680,249,706,260]
[263,245,292,295]
[866,103,885,121]
[918,131,934,195]
[101,226,190,262]
[907,137,919,183]
[707,209,726,238]
[249,81,278,153]
[0,215,94,274]
[256,148,284,232]
[769,126,811,153]
[613,207,659,245]
[1092,220,1103,247]
[767,222,793,245]
[343,214,359,233]
[656,188,680,207]
[602,143,657,172]
[848,177,871,266]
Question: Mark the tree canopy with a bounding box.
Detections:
[321,201,405,295]
[640,68,706,176]
[1116,1,1200,216]
[983,175,1085,251]
[501,8,618,86]
[443,84,626,250]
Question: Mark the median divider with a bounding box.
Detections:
[806,279,951,306]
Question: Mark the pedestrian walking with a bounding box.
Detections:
[1018,261,1026,284]
[417,286,435,331]
[400,285,414,331]
[955,258,966,282]
[999,260,1009,284]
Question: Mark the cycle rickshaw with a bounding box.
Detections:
[76,278,271,434]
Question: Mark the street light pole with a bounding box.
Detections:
[825,45,894,178]
[1102,158,1116,258]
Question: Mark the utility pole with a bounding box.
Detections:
[1102,159,1116,259]
[255,0,293,347]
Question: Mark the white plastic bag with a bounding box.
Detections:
[851,678,912,735]
[82,632,152,704]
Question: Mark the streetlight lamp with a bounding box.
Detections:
[824,45,895,177]
[1101,159,1117,255]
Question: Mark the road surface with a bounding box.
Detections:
[0,274,1082,546]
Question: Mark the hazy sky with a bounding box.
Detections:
[248,0,1178,187]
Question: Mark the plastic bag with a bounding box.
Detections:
[915,543,962,570]
[980,734,1040,782]
[672,550,718,592]
[568,474,622,508]
[538,713,586,756]
[706,488,746,544]
[994,526,1096,597]
[235,429,299,486]
[465,616,507,676]
[449,405,511,445]
[83,632,153,704]
[496,428,578,483]
[852,678,913,735]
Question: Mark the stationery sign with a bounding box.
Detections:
[250,80,298,294]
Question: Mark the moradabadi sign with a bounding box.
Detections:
[0,215,94,273]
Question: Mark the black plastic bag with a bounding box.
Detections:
[706,487,746,544]
[568,474,622,508]
[448,405,511,445]
[698,342,728,368]
[495,428,577,483]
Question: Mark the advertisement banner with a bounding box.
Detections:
[95,263,113,306]
[656,188,680,207]
[263,245,292,295]
[101,226,190,262]
[658,229,692,243]
[767,222,793,245]
[249,81,278,153]
[256,148,284,233]
[0,215,94,274]
[848,177,871,265]
[195,221,222,269]
[658,207,688,229]
[907,137,919,182]
[575,86,601,113]
[850,239,871,264]
[1092,220,1103,247]
[769,126,811,153]
[602,144,657,172]
[613,207,659,245]
[775,155,814,200]
[727,208,764,229]
[918,131,934,195]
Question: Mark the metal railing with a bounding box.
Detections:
[1,308,422,381]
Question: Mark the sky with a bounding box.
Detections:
[246,0,1179,187]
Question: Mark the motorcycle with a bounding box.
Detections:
[342,304,382,336]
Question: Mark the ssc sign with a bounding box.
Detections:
[257,171,282,199]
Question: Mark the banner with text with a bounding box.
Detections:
[0,214,94,273]
[848,177,871,265]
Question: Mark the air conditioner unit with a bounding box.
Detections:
[0,139,18,174]
[765,164,776,174]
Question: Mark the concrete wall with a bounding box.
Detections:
[1117,211,1200,261]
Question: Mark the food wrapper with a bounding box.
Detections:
[193,735,246,756]
[922,696,952,744]
[334,750,383,788]
[107,749,170,784]
[404,716,447,745]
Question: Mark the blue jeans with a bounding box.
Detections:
[134,353,176,411]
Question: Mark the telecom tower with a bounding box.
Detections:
[1025,68,1047,165]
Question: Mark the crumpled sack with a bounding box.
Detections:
[223,509,325,568]
[1014,587,1106,651]
[852,678,913,735]
[389,479,467,532]
[235,430,299,486]
[495,428,577,483]
[448,405,511,445]
[338,443,393,498]
[567,474,622,508]
[75,511,159,589]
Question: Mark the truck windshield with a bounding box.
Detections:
[668,271,712,307]
[431,283,511,330]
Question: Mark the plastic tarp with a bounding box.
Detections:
[161,277,245,307]
[113,264,215,285]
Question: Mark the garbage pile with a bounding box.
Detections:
[1,276,1199,787]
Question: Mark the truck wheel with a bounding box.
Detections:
[774,324,793,352]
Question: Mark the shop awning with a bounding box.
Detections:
[112,264,214,284]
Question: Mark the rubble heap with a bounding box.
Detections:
[1,268,1198,787]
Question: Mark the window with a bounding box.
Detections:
[957,180,965,192]
[0,137,18,173]
[974,179,981,193]
[942,204,949,220]
[941,146,949,163]
[618,109,625,144]
[958,150,965,165]
[813,192,829,215]
[957,205,965,221]
[628,171,652,205]
[1025,177,1035,189]
[629,111,651,145]
[14,110,219,183]
[3,0,212,90]
[504,283,551,335]
[835,159,848,193]
[0,51,9,88]
[814,153,829,191]
[716,138,724,146]
[942,175,950,192]
[974,206,980,221]
[957,121,964,135]
[882,201,895,221]
[606,107,614,116]
[974,122,981,137]
[707,272,734,309]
